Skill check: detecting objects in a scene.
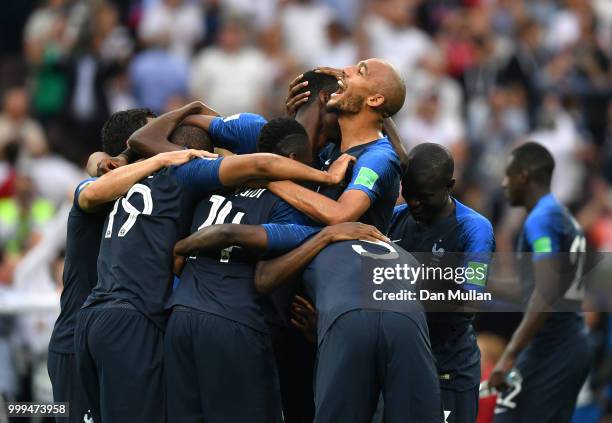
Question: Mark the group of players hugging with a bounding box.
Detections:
[46,58,590,423]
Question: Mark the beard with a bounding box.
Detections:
[326,93,365,114]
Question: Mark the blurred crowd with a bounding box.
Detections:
[0,0,610,421]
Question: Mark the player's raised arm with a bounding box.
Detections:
[78,149,209,212]
[182,113,266,155]
[254,222,388,293]
[218,152,354,187]
[127,101,215,157]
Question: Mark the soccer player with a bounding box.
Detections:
[74,102,353,423]
[488,142,590,423]
[388,143,495,423]
[267,59,405,232]
[168,220,435,423]
[46,108,164,423]
[253,224,442,423]
[163,117,312,423]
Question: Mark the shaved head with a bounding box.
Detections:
[326,58,406,118]
[366,59,406,117]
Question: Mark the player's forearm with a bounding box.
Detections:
[267,181,353,225]
[255,155,339,185]
[174,225,268,256]
[504,294,550,358]
[127,103,201,157]
[86,152,111,177]
[181,114,219,132]
[79,155,167,211]
[219,154,336,187]
[255,230,332,293]
[383,117,408,168]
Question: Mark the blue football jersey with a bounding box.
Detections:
[388,198,495,391]
[208,113,266,154]
[517,193,586,346]
[168,188,307,333]
[83,158,225,330]
[316,137,401,233]
[302,240,425,343]
[49,179,109,354]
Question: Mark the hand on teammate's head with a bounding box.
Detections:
[285,73,309,117]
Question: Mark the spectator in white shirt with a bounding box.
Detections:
[314,20,358,69]
[280,0,334,68]
[400,91,468,170]
[138,0,204,58]
[189,16,273,116]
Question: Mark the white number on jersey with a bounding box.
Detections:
[197,195,245,263]
[105,183,153,238]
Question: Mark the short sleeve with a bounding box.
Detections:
[459,215,495,292]
[524,213,560,261]
[346,147,400,203]
[207,113,266,154]
[262,224,321,253]
[73,178,97,213]
[173,157,224,198]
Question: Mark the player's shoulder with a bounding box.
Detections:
[359,138,401,171]
[454,199,494,242]
[363,137,399,158]
[525,194,563,232]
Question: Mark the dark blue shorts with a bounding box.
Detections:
[47,351,92,423]
[494,333,590,423]
[441,386,479,423]
[314,310,442,423]
[74,306,164,423]
[164,307,283,423]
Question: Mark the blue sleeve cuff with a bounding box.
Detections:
[207,116,224,138]
[262,224,321,253]
[174,157,224,195]
[345,184,377,202]
[73,178,97,212]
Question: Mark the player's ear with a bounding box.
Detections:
[288,152,297,161]
[319,91,330,105]
[367,94,384,109]
[520,169,529,184]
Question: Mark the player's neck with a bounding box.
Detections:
[338,114,383,152]
[296,107,320,151]
[524,186,550,213]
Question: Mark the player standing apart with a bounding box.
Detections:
[489,142,590,423]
